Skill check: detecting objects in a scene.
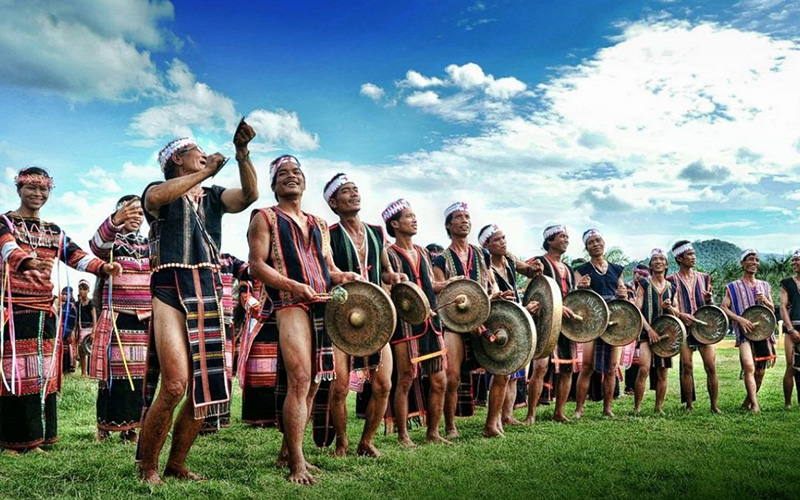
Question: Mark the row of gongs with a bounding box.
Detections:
[322,276,777,378]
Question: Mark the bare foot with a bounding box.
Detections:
[424,434,453,445]
[95,430,109,443]
[398,436,417,448]
[276,455,318,471]
[785,404,792,410]
[552,413,570,423]
[356,442,381,458]
[573,409,583,420]
[685,405,694,412]
[603,410,616,419]
[28,446,46,454]
[502,417,524,427]
[524,415,536,425]
[633,407,641,416]
[482,426,503,438]
[710,406,722,414]
[654,409,665,416]
[287,466,317,486]
[139,468,164,486]
[2,448,20,456]
[333,444,348,458]
[164,466,206,481]
[445,428,460,439]
[750,404,761,414]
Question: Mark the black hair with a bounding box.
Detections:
[444,213,454,238]
[116,194,139,207]
[426,243,444,254]
[163,158,177,180]
[385,210,403,238]
[543,233,558,252]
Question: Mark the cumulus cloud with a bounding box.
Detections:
[78,167,121,192]
[360,83,385,100]
[128,59,238,140]
[0,0,172,101]
[398,70,446,89]
[245,109,320,152]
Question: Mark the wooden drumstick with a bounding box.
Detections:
[433,294,467,312]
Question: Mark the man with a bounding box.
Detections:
[0,167,121,454]
[479,224,541,427]
[89,194,151,443]
[431,202,500,438]
[76,279,96,377]
[633,249,677,415]
[426,243,444,259]
[779,250,800,409]
[666,240,720,413]
[322,172,402,457]
[247,155,359,485]
[721,249,776,413]
[574,229,627,419]
[383,199,450,446]
[137,122,258,484]
[526,224,578,424]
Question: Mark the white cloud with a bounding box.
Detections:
[78,167,121,192]
[405,91,480,122]
[128,59,238,140]
[398,70,447,89]
[245,109,320,152]
[0,0,172,101]
[445,63,527,98]
[360,83,385,100]
[695,220,756,230]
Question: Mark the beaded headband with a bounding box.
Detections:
[582,229,602,245]
[672,242,693,257]
[324,173,352,203]
[158,137,201,172]
[479,224,500,247]
[740,248,758,261]
[444,201,468,218]
[382,198,411,222]
[543,224,566,239]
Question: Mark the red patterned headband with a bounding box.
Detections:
[15,174,54,189]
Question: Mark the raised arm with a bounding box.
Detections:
[220,120,259,214]
[143,167,216,216]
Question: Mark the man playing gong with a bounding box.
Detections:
[431,202,502,438]
[666,240,720,413]
[383,198,451,446]
[779,249,800,409]
[526,224,578,424]
[323,172,403,457]
[633,248,677,415]
[720,249,776,413]
[247,155,360,485]
[479,224,541,427]
[573,229,627,419]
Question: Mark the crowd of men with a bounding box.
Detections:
[1,120,798,486]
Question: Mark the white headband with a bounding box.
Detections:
[270,155,302,185]
[382,198,411,222]
[543,224,566,240]
[479,224,500,247]
[324,173,352,203]
[158,137,200,172]
[582,229,602,245]
[444,201,468,218]
[672,242,693,257]
[740,248,758,261]
[650,248,666,259]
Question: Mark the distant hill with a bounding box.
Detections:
[689,239,742,273]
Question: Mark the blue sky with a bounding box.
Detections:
[1,0,800,286]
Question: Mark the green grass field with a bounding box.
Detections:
[1,347,798,500]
